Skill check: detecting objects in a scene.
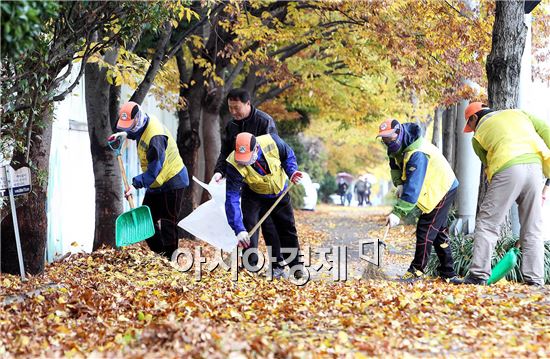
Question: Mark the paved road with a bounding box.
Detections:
[297,204,413,281]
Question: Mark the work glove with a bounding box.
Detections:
[386,213,400,228]
[107,131,128,144]
[290,171,303,184]
[107,132,128,153]
[124,184,135,199]
[396,184,404,198]
[212,172,224,183]
[236,231,250,249]
[107,131,127,143]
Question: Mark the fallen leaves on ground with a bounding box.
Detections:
[1,207,548,358]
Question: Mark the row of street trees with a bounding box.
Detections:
[1,0,548,274]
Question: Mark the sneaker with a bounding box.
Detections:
[398,270,423,283]
[450,275,486,285]
[524,281,543,287]
[272,267,288,280]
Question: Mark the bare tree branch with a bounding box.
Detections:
[256,84,293,106]
[165,3,227,60]
[131,21,173,104]
[224,61,244,92]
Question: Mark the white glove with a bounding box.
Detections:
[290,171,303,184]
[124,184,135,199]
[236,231,250,249]
[386,213,400,228]
[396,185,404,198]
[212,172,223,183]
[108,131,127,142]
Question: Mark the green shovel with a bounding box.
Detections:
[487,178,550,285]
[108,133,155,247]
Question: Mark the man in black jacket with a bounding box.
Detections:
[212,88,281,270]
[213,88,277,179]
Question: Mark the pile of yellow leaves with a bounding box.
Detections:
[1,210,548,357]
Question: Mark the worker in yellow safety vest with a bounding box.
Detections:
[378,119,459,283]
[112,101,189,258]
[452,102,550,286]
[225,132,304,280]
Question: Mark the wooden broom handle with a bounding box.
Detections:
[248,182,294,238]
[382,224,390,242]
[117,155,135,209]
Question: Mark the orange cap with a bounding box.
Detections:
[377,119,400,138]
[235,132,257,163]
[117,101,140,130]
[463,102,485,133]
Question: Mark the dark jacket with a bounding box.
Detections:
[214,107,277,176]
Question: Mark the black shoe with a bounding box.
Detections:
[290,264,307,280]
[441,275,459,283]
[450,275,486,285]
[524,281,543,287]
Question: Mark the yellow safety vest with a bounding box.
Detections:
[138,116,185,189]
[226,135,287,195]
[474,109,550,181]
[402,140,456,213]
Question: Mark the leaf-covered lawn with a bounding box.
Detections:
[1,209,548,357]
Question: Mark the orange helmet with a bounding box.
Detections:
[235,132,257,163]
[463,102,486,133]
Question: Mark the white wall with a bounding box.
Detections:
[47,67,95,261]
[47,67,180,261]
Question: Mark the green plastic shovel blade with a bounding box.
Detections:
[487,247,519,285]
[115,205,155,247]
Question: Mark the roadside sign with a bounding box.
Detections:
[1,165,28,280]
[0,166,31,196]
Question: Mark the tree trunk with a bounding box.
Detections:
[176,53,204,226]
[451,104,460,174]
[243,65,259,101]
[486,1,527,110]
[201,85,224,203]
[85,49,122,250]
[109,84,121,131]
[432,106,443,149]
[1,109,53,275]
[442,104,456,168]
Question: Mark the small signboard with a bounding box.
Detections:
[0,166,31,196]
